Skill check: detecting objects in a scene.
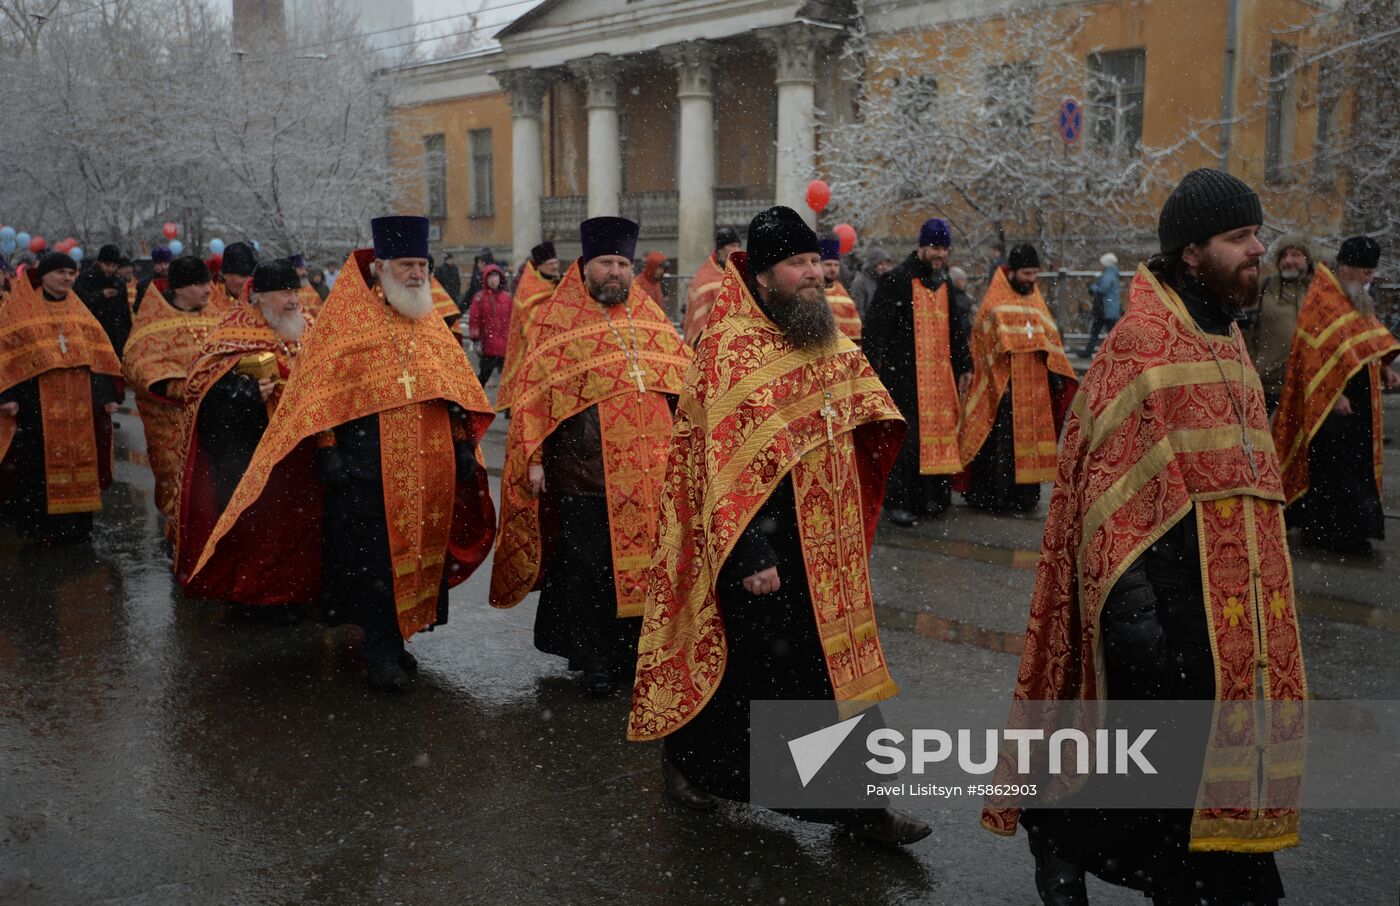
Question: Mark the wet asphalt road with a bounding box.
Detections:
[2,394,1398,905]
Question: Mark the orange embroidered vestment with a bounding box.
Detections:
[682,252,726,347]
[958,268,1078,483]
[490,260,691,618]
[0,277,122,515]
[122,284,222,532]
[826,280,862,342]
[981,267,1307,854]
[911,279,962,474]
[1272,264,1399,505]
[495,261,558,411]
[190,250,496,633]
[175,302,300,595]
[628,253,906,741]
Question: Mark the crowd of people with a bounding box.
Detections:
[1,165,1397,903]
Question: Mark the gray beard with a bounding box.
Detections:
[381,272,434,320]
[766,286,838,349]
[260,304,306,342]
[1279,269,1303,281]
[587,277,630,306]
[1344,281,1376,316]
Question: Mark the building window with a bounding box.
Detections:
[983,63,1036,131]
[1265,41,1299,184]
[1088,48,1146,151]
[1313,58,1342,188]
[423,133,446,219]
[468,128,494,217]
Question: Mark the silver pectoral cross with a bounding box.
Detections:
[1024,321,1035,340]
[820,393,837,444]
[628,361,647,393]
[57,332,68,355]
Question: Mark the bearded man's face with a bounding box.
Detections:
[756,253,837,349]
[1184,226,1266,310]
[584,255,633,306]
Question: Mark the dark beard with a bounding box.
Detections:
[766,285,837,349]
[1195,256,1260,311]
[1009,278,1035,296]
[587,276,630,306]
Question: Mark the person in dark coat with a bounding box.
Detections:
[861,218,972,524]
[461,247,495,312]
[436,252,462,304]
[74,244,134,358]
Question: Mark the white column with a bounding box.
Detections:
[765,27,826,228]
[666,41,716,292]
[494,69,549,264]
[570,55,622,219]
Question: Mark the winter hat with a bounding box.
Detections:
[579,217,639,264]
[1008,244,1041,270]
[221,241,259,276]
[745,206,819,275]
[817,234,842,262]
[1100,252,1118,268]
[1336,236,1381,269]
[252,258,302,293]
[1157,168,1263,254]
[530,241,557,265]
[918,218,952,249]
[863,246,892,269]
[168,256,212,291]
[714,226,741,250]
[151,247,174,264]
[97,244,122,265]
[371,216,430,261]
[36,251,79,277]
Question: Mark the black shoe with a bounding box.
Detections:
[846,808,932,847]
[579,672,615,697]
[885,508,918,527]
[399,651,419,677]
[1034,850,1088,905]
[662,757,719,812]
[368,661,412,693]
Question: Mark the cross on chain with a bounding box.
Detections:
[627,361,647,393]
[1024,321,1035,340]
[396,368,417,399]
[819,391,838,444]
[57,332,68,355]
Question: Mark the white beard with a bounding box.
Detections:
[261,304,306,342]
[380,269,434,320]
[1344,280,1377,317]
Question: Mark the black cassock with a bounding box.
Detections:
[195,371,269,511]
[663,476,883,825]
[0,372,118,541]
[534,405,641,679]
[861,252,971,518]
[74,269,133,359]
[1290,368,1386,551]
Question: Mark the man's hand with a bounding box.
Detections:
[528,463,546,498]
[103,402,119,414]
[1334,395,1354,417]
[742,566,781,597]
[957,372,973,397]
[1385,367,1400,391]
[102,287,118,299]
[0,401,17,417]
[258,378,275,402]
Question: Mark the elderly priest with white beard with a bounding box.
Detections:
[188,217,497,692]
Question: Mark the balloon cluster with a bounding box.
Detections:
[804,181,859,254]
[0,225,84,260]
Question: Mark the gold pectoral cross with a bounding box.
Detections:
[397,368,417,399]
[628,361,647,393]
[820,392,837,444]
[57,332,68,355]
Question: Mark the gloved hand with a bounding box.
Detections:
[316,447,349,486]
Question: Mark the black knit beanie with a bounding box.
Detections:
[1157,168,1263,254]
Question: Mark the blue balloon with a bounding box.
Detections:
[169,239,184,255]
[0,225,14,240]
[209,238,225,254]
[0,238,14,255]
[16,231,30,248]
[70,246,84,262]
[251,240,260,252]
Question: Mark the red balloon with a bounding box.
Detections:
[29,236,46,253]
[162,222,180,240]
[805,179,831,213]
[834,223,857,255]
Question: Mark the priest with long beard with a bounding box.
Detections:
[122,256,222,541]
[957,244,1077,514]
[189,218,496,691]
[629,206,929,847]
[491,218,691,696]
[1273,235,1400,554]
[176,258,308,599]
[0,252,122,543]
